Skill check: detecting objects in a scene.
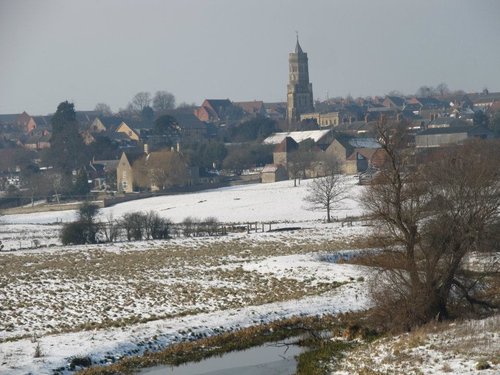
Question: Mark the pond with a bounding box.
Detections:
[139,338,304,375]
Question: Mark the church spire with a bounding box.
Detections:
[287,34,314,123]
[295,31,303,54]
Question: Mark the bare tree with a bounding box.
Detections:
[287,143,315,186]
[133,150,188,191]
[143,210,171,239]
[47,170,67,204]
[94,103,112,116]
[121,212,146,241]
[436,82,450,97]
[287,152,304,187]
[415,85,435,98]
[152,90,176,113]
[130,92,152,112]
[101,212,120,242]
[304,174,347,223]
[362,119,500,330]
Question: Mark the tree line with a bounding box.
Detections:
[60,202,225,245]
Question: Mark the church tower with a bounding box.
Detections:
[287,36,314,122]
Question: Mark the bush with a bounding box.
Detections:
[60,202,101,245]
[182,217,197,237]
[182,216,221,237]
[122,212,146,241]
[200,217,220,236]
[476,360,491,370]
[61,221,87,245]
[121,211,172,241]
[145,211,172,239]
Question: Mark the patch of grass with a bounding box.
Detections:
[476,359,491,370]
[296,339,355,375]
[0,236,362,342]
[440,362,453,372]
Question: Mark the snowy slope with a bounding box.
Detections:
[3,177,365,225]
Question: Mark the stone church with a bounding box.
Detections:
[286,37,314,122]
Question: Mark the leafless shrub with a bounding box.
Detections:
[101,213,121,243]
[144,211,172,239]
[182,217,197,237]
[198,217,220,236]
[34,342,42,358]
[121,212,146,241]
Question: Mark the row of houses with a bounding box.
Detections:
[3,89,499,151]
[0,99,285,153]
[259,117,495,183]
[298,91,500,133]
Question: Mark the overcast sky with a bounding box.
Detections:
[1,0,499,115]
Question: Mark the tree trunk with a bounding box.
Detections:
[412,285,449,324]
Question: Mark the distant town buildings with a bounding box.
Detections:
[1,38,500,197]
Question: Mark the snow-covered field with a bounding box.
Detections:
[0,178,364,250]
[1,179,496,374]
[0,179,373,374]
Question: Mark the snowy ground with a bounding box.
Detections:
[331,315,500,374]
[0,225,371,374]
[0,177,364,251]
[0,179,372,374]
[2,179,495,374]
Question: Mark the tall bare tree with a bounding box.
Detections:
[436,82,450,97]
[152,90,176,113]
[94,103,112,116]
[287,143,315,187]
[415,85,435,98]
[362,119,500,330]
[304,173,347,223]
[134,150,188,191]
[130,92,152,112]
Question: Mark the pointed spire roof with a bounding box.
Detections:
[295,34,303,54]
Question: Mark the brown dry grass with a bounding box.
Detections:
[331,315,500,374]
[0,235,363,341]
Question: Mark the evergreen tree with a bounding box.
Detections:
[72,169,90,197]
[47,101,87,173]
